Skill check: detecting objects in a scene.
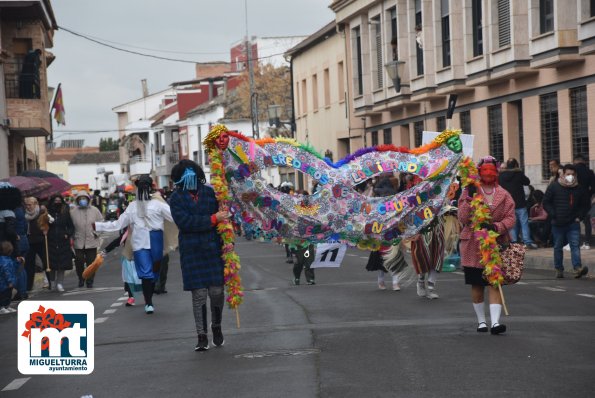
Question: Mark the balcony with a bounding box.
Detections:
[129,155,152,177]
[155,151,179,177]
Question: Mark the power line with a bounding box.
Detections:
[58,25,290,64]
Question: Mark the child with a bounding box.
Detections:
[0,241,18,314]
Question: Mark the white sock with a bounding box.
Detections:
[490,304,502,326]
[392,274,399,285]
[377,270,385,282]
[428,269,438,284]
[473,302,486,324]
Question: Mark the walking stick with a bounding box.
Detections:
[235,308,241,329]
[44,234,51,273]
[498,284,509,316]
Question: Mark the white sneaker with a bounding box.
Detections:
[426,289,439,299]
[56,283,64,292]
[0,307,10,315]
[581,243,590,250]
[378,280,386,290]
[416,282,427,297]
[392,276,401,291]
[563,244,570,251]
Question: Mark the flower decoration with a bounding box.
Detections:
[22,305,72,349]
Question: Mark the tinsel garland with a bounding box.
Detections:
[206,126,244,309]
[458,157,504,287]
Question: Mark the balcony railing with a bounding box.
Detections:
[4,62,41,99]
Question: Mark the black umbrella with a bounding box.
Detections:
[19,169,60,179]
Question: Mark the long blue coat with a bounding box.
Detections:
[169,185,224,291]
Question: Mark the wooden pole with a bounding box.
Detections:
[235,308,240,329]
[44,234,51,273]
[498,284,509,316]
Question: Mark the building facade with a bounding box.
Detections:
[68,151,120,193]
[330,0,595,189]
[0,0,57,178]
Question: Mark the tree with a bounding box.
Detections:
[224,64,292,136]
[99,137,119,151]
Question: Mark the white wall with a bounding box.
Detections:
[114,89,175,124]
[68,162,121,193]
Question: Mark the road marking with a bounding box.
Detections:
[63,287,124,296]
[452,272,464,275]
[103,309,117,314]
[2,378,31,391]
[516,281,528,285]
[539,287,566,292]
[94,317,108,324]
[346,254,357,257]
[577,294,595,298]
[110,302,123,307]
[359,256,368,259]
[117,297,128,301]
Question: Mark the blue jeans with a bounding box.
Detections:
[552,222,582,271]
[509,207,534,245]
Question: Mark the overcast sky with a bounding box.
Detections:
[49,0,334,145]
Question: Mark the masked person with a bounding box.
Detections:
[458,156,516,335]
[70,191,104,288]
[169,160,229,351]
[94,175,174,314]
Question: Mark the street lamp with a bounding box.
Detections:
[384,60,405,92]
[267,104,282,127]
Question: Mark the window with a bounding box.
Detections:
[437,116,446,132]
[592,0,595,17]
[488,105,504,163]
[441,0,451,67]
[323,68,330,107]
[372,15,383,90]
[193,151,198,163]
[371,131,379,146]
[203,149,210,166]
[498,0,511,47]
[338,61,345,102]
[540,0,554,34]
[312,74,319,111]
[512,100,525,168]
[352,27,363,96]
[460,110,471,134]
[390,7,398,60]
[295,82,301,116]
[301,79,308,115]
[415,0,424,76]
[414,121,424,147]
[570,87,589,161]
[540,93,560,179]
[472,0,483,56]
[383,128,392,145]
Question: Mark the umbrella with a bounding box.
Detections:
[36,177,72,200]
[0,176,51,197]
[19,169,60,179]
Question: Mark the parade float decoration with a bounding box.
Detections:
[204,124,464,251]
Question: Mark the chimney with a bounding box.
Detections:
[141,79,149,98]
[208,78,214,100]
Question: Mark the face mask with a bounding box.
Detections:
[565,175,575,184]
[479,164,498,184]
[78,199,88,207]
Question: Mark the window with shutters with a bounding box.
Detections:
[338,61,345,103]
[570,87,589,161]
[441,0,451,67]
[591,0,595,17]
[301,79,308,115]
[460,110,471,134]
[488,105,504,163]
[414,121,424,147]
[352,27,363,96]
[437,116,446,132]
[323,68,330,107]
[540,93,560,179]
[540,0,554,34]
[389,7,398,60]
[415,0,424,76]
[383,128,392,145]
[312,74,319,111]
[371,15,383,90]
[472,0,483,56]
[371,131,379,146]
[498,0,511,48]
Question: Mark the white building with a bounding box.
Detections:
[68,151,120,194]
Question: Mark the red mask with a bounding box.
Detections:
[479,163,498,184]
[215,133,230,150]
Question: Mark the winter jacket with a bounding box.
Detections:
[47,206,75,270]
[543,181,589,227]
[0,255,17,291]
[27,212,45,245]
[70,205,103,250]
[498,169,530,209]
[574,162,595,197]
[0,209,17,250]
[13,207,29,256]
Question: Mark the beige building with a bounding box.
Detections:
[326,0,595,189]
[286,22,350,191]
[0,0,57,178]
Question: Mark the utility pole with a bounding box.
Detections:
[245,0,258,139]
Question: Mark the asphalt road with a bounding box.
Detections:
[1,238,595,398]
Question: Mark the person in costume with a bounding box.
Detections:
[409,206,459,299]
[458,156,515,334]
[169,159,229,351]
[95,175,174,314]
[101,227,141,307]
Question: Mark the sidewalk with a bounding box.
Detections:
[524,246,595,272]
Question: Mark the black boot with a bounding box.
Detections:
[211,306,224,347]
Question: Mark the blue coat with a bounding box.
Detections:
[0,255,17,291]
[169,185,224,291]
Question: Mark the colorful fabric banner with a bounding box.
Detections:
[52,84,65,126]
